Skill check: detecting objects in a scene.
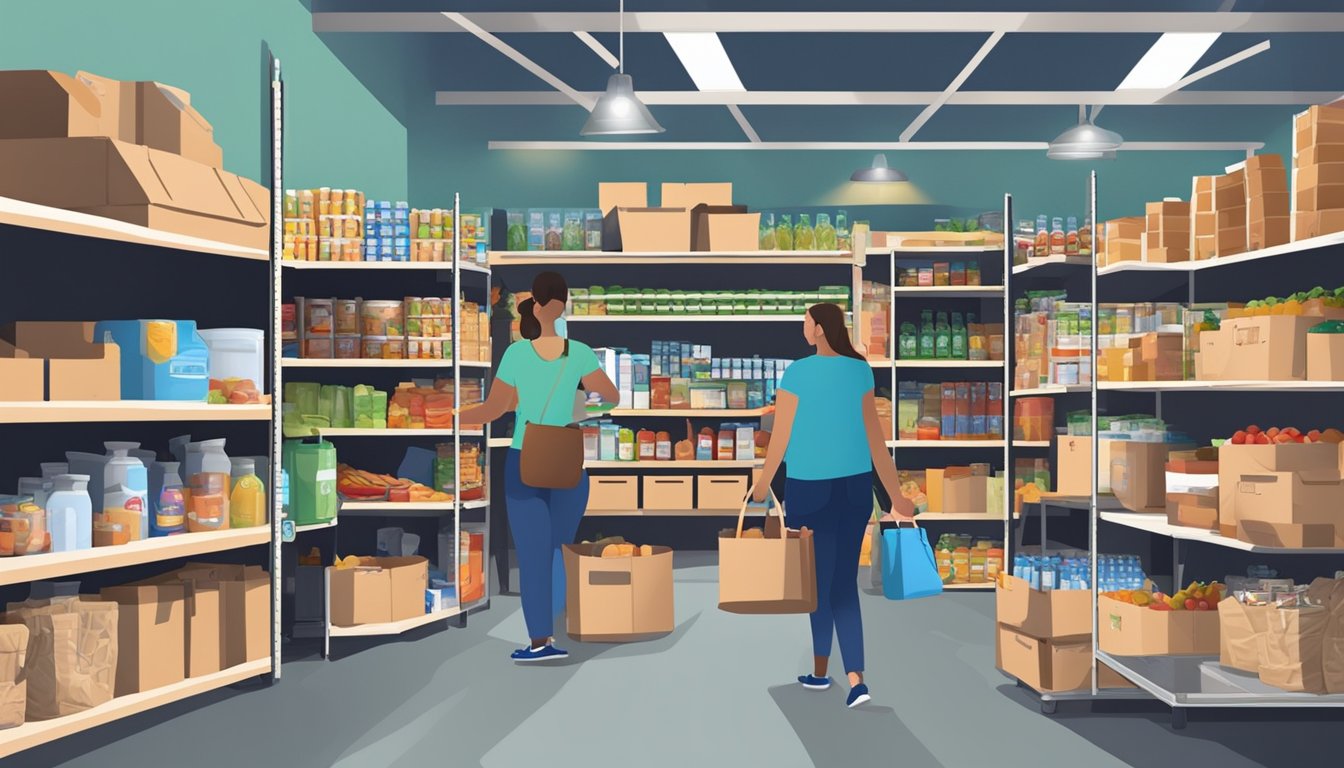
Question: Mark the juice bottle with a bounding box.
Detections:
[775,214,794,250]
[950,312,967,360]
[152,462,186,536]
[655,430,672,461]
[759,213,776,250]
[617,428,636,461]
[1065,216,1080,256]
[228,459,267,529]
[814,213,837,250]
[898,321,918,360]
[935,312,951,359]
[637,428,656,461]
[836,210,850,252]
[794,214,816,251]
[1051,217,1066,255]
[918,310,935,359]
[1035,215,1049,257]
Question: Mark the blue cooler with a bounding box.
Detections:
[94,320,210,401]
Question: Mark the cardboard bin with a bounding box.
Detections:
[1,321,121,400]
[697,475,748,510]
[0,340,44,401]
[691,204,759,252]
[1110,441,1171,514]
[598,182,647,215]
[1196,315,1320,381]
[1238,519,1341,549]
[661,182,732,210]
[1166,491,1219,531]
[996,574,1092,639]
[601,207,691,252]
[219,566,270,667]
[100,583,186,696]
[1098,595,1220,656]
[1218,442,1340,538]
[328,556,428,628]
[1231,470,1344,528]
[943,474,989,515]
[1056,436,1092,496]
[564,543,674,642]
[643,476,693,511]
[135,81,223,168]
[1308,331,1344,381]
[156,567,223,678]
[996,624,1092,693]
[588,475,638,511]
[0,70,116,141]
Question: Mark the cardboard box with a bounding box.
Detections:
[1111,441,1171,513]
[1167,491,1219,531]
[220,566,270,667]
[1248,190,1289,222]
[158,568,223,678]
[1107,239,1142,263]
[1215,170,1246,210]
[996,574,1092,639]
[1146,200,1191,220]
[661,182,732,210]
[643,475,693,510]
[1298,183,1344,212]
[1145,246,1188,264]
[1297,145,1344,167]
[588,475,638,511]
[1098,595,1220,656]
[598,182,647,215]
[0,340,43,401]
[0,137,269,249]
[1193,235,1216,260]
[135,81,222,168]
[943,474,988,514]
[1308,332,1344,381]
[697,475,748,510]
[1218,442,1340,533]
[0,70,112,140]
[100,583,186,696]
[564,544,674,641]
[601,207,691,252]
[72,71,136,141]
[1232,470,1344,527]
[1105,217,1144,241]
[1294,209,1344,241]
[1294,104,1344,148]
[1056,436,1092,496]
[1215,206,1248,230]
[1295,163,1344,192]
[1238,519,1341,549]
[997,624,1092,693]
[1141,332,1181,361]
[1,321,121,400]
[690,204,759,252]
[328,556,429,627]
[1249,217,1290,251]
[926,468,945,514]
[1215,225,1247,257]
[1196,315,1319,381]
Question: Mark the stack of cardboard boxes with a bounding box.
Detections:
[1098,331,1183,383]
[457,302,489,363]
[599,182,761,253]
[1144,200,1190,263]
[996,574,1133,692]
[1190,175,1217,260]
[1220,441,1344,549]
[1213,169,1248,258]
[1294,104,1344,240]
[0,321,121,402]
[1165,453,1220,531]
[1244,154,1291,250]
[1100,217,1142,266]
[0,70,269,249]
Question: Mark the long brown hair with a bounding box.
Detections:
[807,302,864,361]
[518,271,568,340]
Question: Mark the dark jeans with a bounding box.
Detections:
[504,449,588,640]
[785,471,873,674]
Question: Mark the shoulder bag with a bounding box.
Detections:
[519,340,585,489]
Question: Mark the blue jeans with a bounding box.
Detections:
[785,471,872,674]
[504,449,589,641]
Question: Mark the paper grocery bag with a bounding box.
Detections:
[718,493,817,614]
[1307,577,1344,693]
[6,597,118,720]
[1218,597,1271,674]
[1258,605,1327,694]
[0,623,28,729]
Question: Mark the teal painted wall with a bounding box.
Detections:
[0,0,407,199]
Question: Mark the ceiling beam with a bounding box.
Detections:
[487,140,1264,152]
[316,12,1344,34]
[439,12,594,111]
[573,31,619,69]
[1158,39,1272,99]
[437,90,1337,107]
[900,31,1003,142]
[727,105,762,143]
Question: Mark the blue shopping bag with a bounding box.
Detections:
[879,521,944,600]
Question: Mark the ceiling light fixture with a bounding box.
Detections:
[1047,107,1123,160]
[850,153,908,183]
[1117,32,1221,90]
[581,0,664,136]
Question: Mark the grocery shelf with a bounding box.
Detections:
[487,436,512,449]
[0,658,271,760]
[328,606,464,638]
[1097,230,1344,277]
[0,195,269,261]
[1100,510,1344,554]
[868,359,893,368]
[1098,379,1344,393]
[887,440,1006,448]
[608,407,769,418]
[0,526,271,587]
[584,508,765,517]
[1096,652,1344,709]
[893,359,1004,369]
[1008,385,1091,397]
[940,582,996,591]
[1013,440,1052,448]
[488,250,854,266]
[338,499,487,517]
[282,259,489,274]
[586,460,761,469]
[280,358,490,369]
[892,245,1004,253]
[1011,255,1092,275]
[314,427,483,438]
[915,513,1008,522]
[567,314,809,323]
[892,285,1005,297]
[0,401,271,424]
[295,520,339,533]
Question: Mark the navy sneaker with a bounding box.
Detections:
[798,674,832,690]
[846,683,872,708]
[511,643,569,663]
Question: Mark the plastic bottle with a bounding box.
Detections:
[1050,217,1066,255]
[898,321,917,360]
[46,474,92,552]
[655,430,672,461]
[935,312,951,359]
[836,210,850,252]
[696,427,715,461]
[814,213,837,250]
[228,458,267,529]
[39,462,67,507]
[775,214,794,250]
[1035,215,1049,257]
[1065,216,1080,256]
[918,310,935,359]
[185,438,231,531]
[104,442,148,540]
[617,427,635,461]
[637,428,656,461]
[152,461,186,536]
[794,214,816,251]
[951,312,967,360]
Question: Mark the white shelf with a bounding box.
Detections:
[0,401,271,424]
[1013,440,1052,448]
[915,513,1007,522]
[891,285,1004,297]
[888,440,1005,448]
[0,195,269,261]
[329,606,464,638]
[0,526,270,588]
[1099,379,1344,393]
[0,658,271,759]
[315,427,483,437]
[339,500,486,517]
[567,314,807,323]
[489,250,854,266]
[1008,385,1091,397]
[586,460,760,469]
[892,245,1004,253]
[869,359,893,368]
[1096,652,1344,708]
[893,359,1004,369]
[1100,510,1344,554]
[294,520,338,533]
[282,259,488,273]
[608,408,769,418]
[1011,255,1092,275]
[487,437,512,449]
[1097,230,1344,277]
[584,508,766,518]
[281,358,489,369]
[940,582,996,590]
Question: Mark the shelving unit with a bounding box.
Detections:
[585,459,761,469]
[0,402,272,424]
[281,358,489,369]
[888,440,1007,449]
[892,285,1004,297]
[567,314,810,323]
[314,427,482,438]
[608,407,770,418]
[584,508,766,518]
[0,527,271,586]
[489,250,851,266]
[892,360,1003,369]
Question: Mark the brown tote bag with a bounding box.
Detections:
[519,340,585,489]
[718,490,817,614]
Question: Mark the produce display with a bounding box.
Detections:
[569,284,850,316]
[574,536,657,558]
[897,311,1003,361]
[758,210,850,251]
[895,380,1005,441]
[208,377,263,405]
[1104,581,1223,611]
[1227,424,1344,445]
[336,464,452,503]
[283,379,484,432]
[501,209,603,251]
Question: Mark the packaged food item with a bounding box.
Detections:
[334,335,360,359]
[303,338,333,359]
[305,299,333,335]
[361,300,404,337]
[362,336,406,360]
[334,299,360,334]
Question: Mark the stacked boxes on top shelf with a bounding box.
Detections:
[1145,200,1189,263]
[1244,154,1290,250]
[1294,103,1344,240]
[1213,168,1248,258]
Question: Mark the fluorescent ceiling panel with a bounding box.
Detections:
[1117,33,1221,90]
[664,32,745,92]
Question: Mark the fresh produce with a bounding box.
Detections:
[209,377,262,405]
[1104,581,1222,611]
[1228,424,1344,445]
[577,535,658,558]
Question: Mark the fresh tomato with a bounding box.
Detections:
[1246,425,1262,435]
[1266,427,1280,439]
[1309,429,1323,442]
[1185,598,1198,610]
[1284,427,1301,438]
[1231,430,1248,445]
[1198,600,1210,610]
[1255,433,1272,445]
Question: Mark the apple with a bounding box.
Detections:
[1231,431,1248,445]
[1198,599,1210,611]
[1284,427,1301,438]
[1308,429,1323,442]
[1266,427,1280,439]
[1246,425,1262,435]
[1185,598,1198,610]
[1255,433,1272,445]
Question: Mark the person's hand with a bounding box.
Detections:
[887,491,916,521]
[751,480,771,504]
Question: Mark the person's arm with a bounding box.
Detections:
[458,379,517,425]
[752,391,796,503]
[580,368,619,405]
[863,390,914,519]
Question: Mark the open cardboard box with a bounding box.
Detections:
[1231,469,1344,527]
[1098,595,1220,656]
[0,321,121,400]
[1196,315,1322,381]
[690,204,759,252]
[0,340,44,401]
[100,582,186,696]
[0,70,125,141]
[1110,441,1172,514]
[135,81,222,168]
[1308,332,1344,381]
[328,556,429,627]
[996,574,1092,639]
[601,207,691,252]
[563,544,674,642]
[661,182,732,210]
[1218,442,1340,537]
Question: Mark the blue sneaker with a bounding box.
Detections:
[798,674,832,690]
[511,643,569,663]
[846,683,871,708]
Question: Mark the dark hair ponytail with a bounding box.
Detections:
[517,272,569,341]
[518,298,540,340]
[808,302,865,361]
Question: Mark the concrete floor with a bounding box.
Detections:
[13,553,1343,768]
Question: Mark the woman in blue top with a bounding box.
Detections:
[461,272,619,662]
[752,302,914,708]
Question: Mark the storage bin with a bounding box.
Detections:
[199,328,265,392]
[643,476,693,511]
[696,475,748,510]
[587,475,637,511]
[94,319,209,401]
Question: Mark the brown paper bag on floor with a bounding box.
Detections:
[0,623,28,729]
[1307,577,1344,693]
[718,492,817,614]
[5,597,118,720]
[1258,604,1327,694]
[1218,596,1271,673]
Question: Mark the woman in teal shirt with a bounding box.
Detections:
[752,302,914,708]
[462,272,619,662]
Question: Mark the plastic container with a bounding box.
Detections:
[362,336,405,359]
[184,438,231,532]
[66,451,109,517]
[282,438,337,525]
[334,299,360,335]
[150,461,186,536]
[617,428,635,461]
[94,320,210,401]
[228,458,267,529]
[334,334,360,359]
[361,300,404,337]
[637,429,656,461]
[47,474,92,552]
[17,478,44,508]
[39,462,67,507]
[0,497,48,556]
[104,442,149,540]
[304,299,333,335]
[655,430,672,461]
[199,329,266,392]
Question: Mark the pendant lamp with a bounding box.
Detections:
[1048,109,1122,160]
[581,0,664,136]
[850,153,908,183]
